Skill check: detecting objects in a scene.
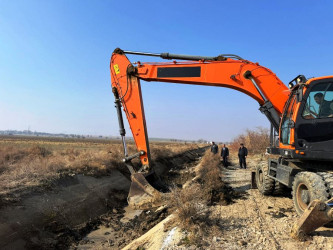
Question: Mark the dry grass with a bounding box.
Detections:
[230,127,269,154]
[167,150,231,246]
[0,136,199,198]
[149,142,200,160]
[168,184,213,247]
[169,184,206,225]
[197,151,223,190]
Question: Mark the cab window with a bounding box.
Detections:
[281,93,297,145]
[302,82,333,119]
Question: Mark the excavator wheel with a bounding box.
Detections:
[317,172,333,228]
[292,172,329,215]
[317,172,333,198]
[274,181,289,196]
[256,163,275,195]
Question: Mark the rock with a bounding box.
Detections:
[107,239,114,246]
[155,205,167,213]
[238,240,247,246]
[112,208,118,213]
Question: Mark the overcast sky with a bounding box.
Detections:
[1,0,333,141]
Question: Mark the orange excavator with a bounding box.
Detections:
[110,48,333,237]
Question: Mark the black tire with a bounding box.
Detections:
[316,172,333,228]
[292,172,329,215]
[274,181,289,196]
[317,172,333,198]
[256,163,275,195]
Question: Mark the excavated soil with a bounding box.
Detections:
[0,147,206,249]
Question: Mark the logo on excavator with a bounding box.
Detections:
[113,64,120,74]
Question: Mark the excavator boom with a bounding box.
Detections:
[110,48,289,170]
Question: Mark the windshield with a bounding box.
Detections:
[302,82,333,119]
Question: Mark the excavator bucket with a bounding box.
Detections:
[127,172,166,210]
[291,198,333,240]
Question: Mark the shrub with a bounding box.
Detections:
[169,184,207,226]
[166,149,232,246]
[30,145,52,157]
[230,127,269,154]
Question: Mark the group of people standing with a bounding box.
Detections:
[210,142,248,169]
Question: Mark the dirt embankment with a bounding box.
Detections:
[0,172,130,249]
[0,143,206,249]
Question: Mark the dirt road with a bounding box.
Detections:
[206,156,333,249]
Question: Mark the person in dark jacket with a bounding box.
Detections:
[221,144,229,167]
[211,142,218,154]
[314,93,333,118]
[238,143,248,169]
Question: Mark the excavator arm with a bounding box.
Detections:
[110,48,289,209]
[110,48,289,170]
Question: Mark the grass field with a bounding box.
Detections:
[0,135,200,200]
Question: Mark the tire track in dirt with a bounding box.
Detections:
[217,155,333,250]
[219,164,294,249]
[251,193,282,249]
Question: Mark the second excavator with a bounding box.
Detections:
[110,48,333,237]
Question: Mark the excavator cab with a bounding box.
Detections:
[294,79,333,159]
[265,76,333,238]
[279,77,333,161]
